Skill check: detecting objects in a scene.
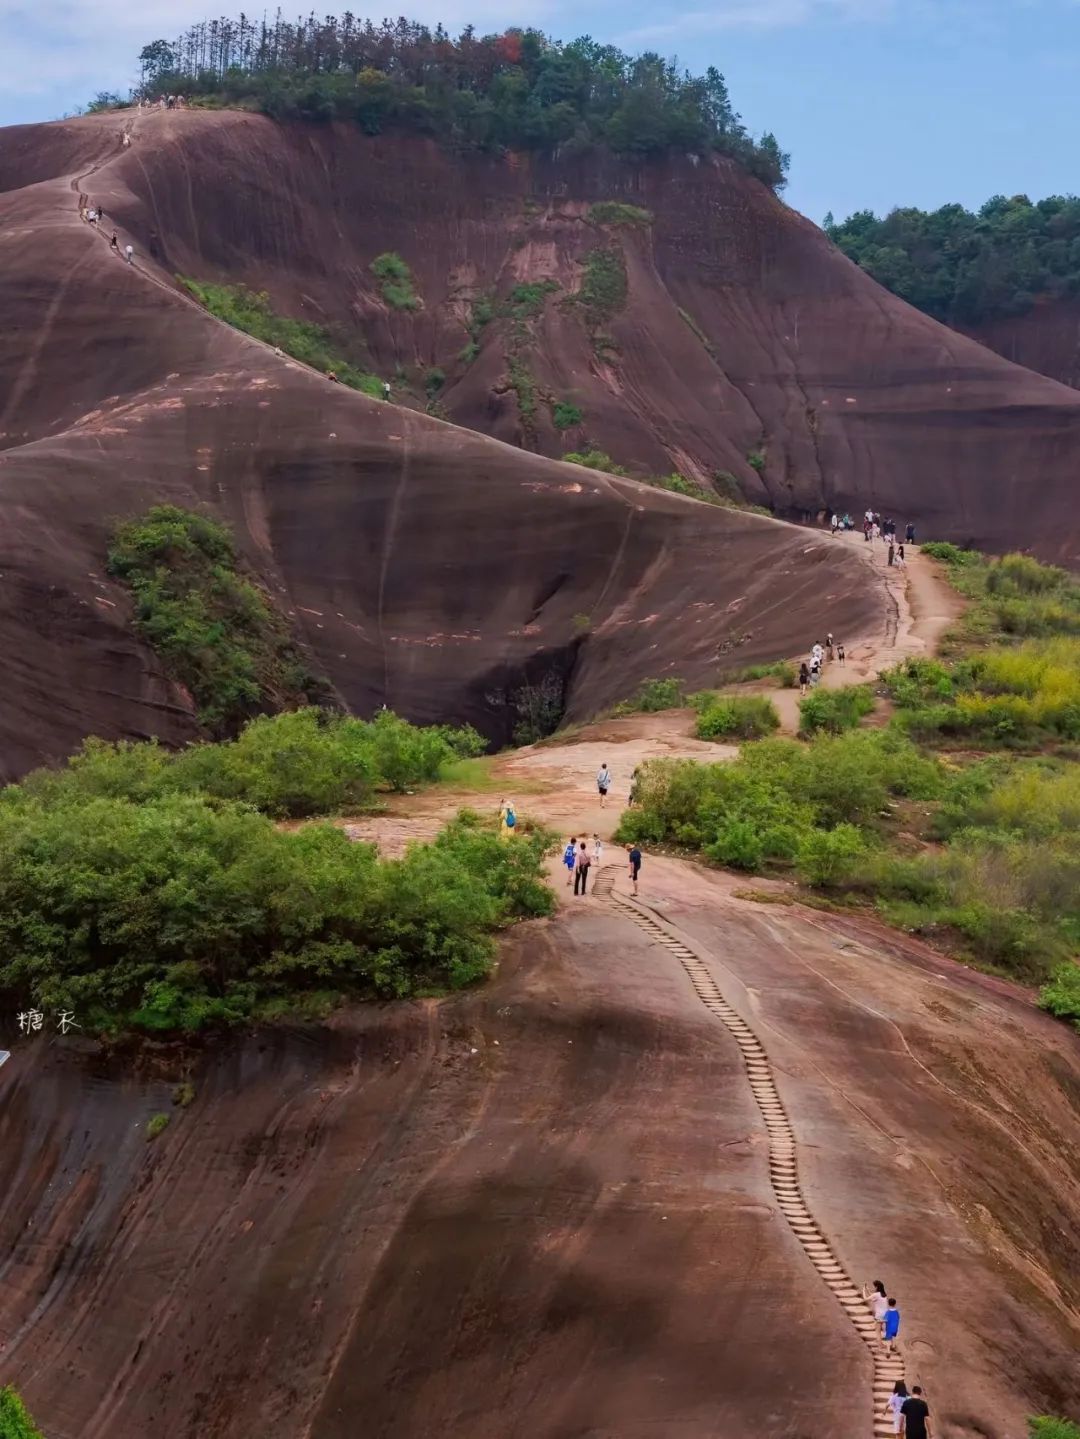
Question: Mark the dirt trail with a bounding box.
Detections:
[757,533,963,735]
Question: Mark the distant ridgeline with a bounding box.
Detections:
[131,18,789,186]
[825,194,1080,324]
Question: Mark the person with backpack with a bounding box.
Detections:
[563,836,577,887]
[498,799,516,839]
[573,840,591,895]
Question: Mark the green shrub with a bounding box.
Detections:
[921,541,982,565]
[371,251,420,310]
[107,506,326,737]
[0,1387,45,1438]
[724,660,797,687]
[648,473,722,505]
[695,696,780,741]
[146,1112,171,1140]
[180,279,383,395]
[562,449,627,475]
[424,366,445,398]
[577,248,627,322]
[746,449,766,472]
[1029,1418,1080,1439]
[0,797,554,1034]
[618,677,685,713]
[509,280,559,315]
[796,824,867,887]
[798,685,876,735]
[552,401,583,431]
[1038,964,1080,1030]
[18,708,484,820]
[588,202,653,226]
[508,355,537,425]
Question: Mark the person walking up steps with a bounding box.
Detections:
[627,843,642,896]
[563,836,577,887]
[884,1381,909,1435]
[900,1387,931,1438]
[573,840,591,895]
[596,762,612,808]
[883,1296,901,1352]
[863,1279,888,1325]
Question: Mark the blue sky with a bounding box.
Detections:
[1,0,1077,222]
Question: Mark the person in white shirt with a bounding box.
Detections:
[124,244,134,264]
[596,764,612,807]
[592,833,603,865]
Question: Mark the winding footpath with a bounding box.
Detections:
[592,867,907,1438]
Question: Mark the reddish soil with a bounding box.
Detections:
[0,111,880,780]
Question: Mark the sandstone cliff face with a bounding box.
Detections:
[963,297,1080,392]
[86,110,1080,559]
[0,111,878,778]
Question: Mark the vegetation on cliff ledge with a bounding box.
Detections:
[825,193,1080,324]
[136,19,789,186]
[108,506,328,737]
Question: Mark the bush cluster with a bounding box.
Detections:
[693,694,780,741]
[371,251,421,310]
[0,795,553,1034]
[798,685,875,735]
[21,707,486,820]
[180,279,384,395]
[108,505,327,737]
[0,1389,44,1439]
[588,202,653,227]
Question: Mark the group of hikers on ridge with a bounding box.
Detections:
[831,508,917,568]
[798,632,844,694]
[864,1280,932,1436]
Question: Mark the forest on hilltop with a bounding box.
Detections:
[122,14,788,185]
[825,194,1080,324]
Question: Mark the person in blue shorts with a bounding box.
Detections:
[563,836,577,887]
[883,1297,901,1352]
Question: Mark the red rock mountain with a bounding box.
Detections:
[962,298,1080,392]
[0,110,881,778]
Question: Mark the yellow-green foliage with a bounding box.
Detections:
[0,1387,45,1438]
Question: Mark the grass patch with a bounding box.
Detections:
[173,1082,196,1107]
[180,279,383,396]
[724,660,797,687]
[563,449,627,475]
[509,280,559,316]
[588,202,653,227]
[508,355,538,429]
[694,695,780,741]
[146,1112,171,1140]
[677,306,717,357]
[799,685,876,735]
[1038,963,1080,1031]
[576,248,628,324]
[552,400,583,431]
[0,1387,45,1438]
[746,449,766,473]
[371,251,421,310]
[612,677,686,714]
[108,506,328,738]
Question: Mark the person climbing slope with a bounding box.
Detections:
[627,843,642,896]
[884,1381,909,1435]
[573,840,591,896]
[900,1387,931,1439]
[124,243,134,264]
[596,762,612,808]
[883,1296,901,1352]
[109,232,119,253]
[563,836,577,887]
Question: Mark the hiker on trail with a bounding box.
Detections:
[596,763,612,808]
[812,642,824,667]
[327,370,339,382]
[97,206,105,223]
[863,519,871,543]
[826,632,834,661]
[628,765,641,807]
[865,508,874,526]
[592,833,603,865]
[896,543,906,570]
[563,836,577,887]
[809,656,821,687]
[884,1381,909,1434]
[498,799,516,839]
[872,521,881,543]
[627,843,642,896]
[109,232,119,253]
[906,522,915,544]
[573,840,591,896]
[830,513,839,536]
[837,642,846,665]
[383,380,391,401]
[798,661,810,695]
[888,541,895,566]
[864,1279,889,1324]
[124,244,134,264]
[900,1387,931,1439]
[883,1297,901,1351]
[86,207,98,225]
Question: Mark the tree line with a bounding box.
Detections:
[825,193,1080,324]
[131,14,788,186]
